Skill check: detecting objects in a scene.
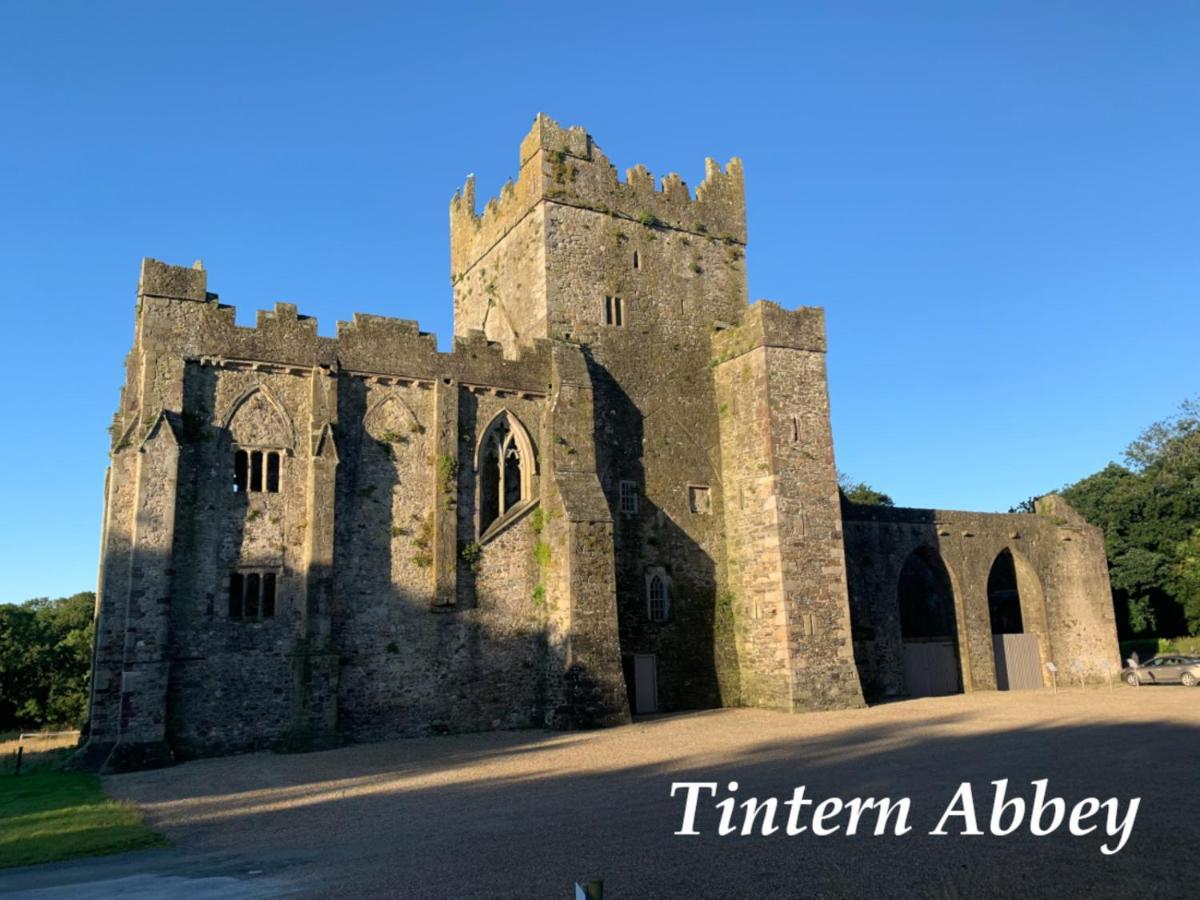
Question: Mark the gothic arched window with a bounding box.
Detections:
[477,411,535,538]
[646,569,670,622]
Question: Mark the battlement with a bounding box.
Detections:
[449,113,746,277]
[131,259,552,394]
[139,257,208,301]
[711,300,827,362]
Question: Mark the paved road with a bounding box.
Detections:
[2,688,1197,898]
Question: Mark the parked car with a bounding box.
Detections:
[1121,655,1200,686]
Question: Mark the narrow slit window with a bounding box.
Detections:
[245,573,260,619]
[234,450,249,493]
[791,416,800,443]
[250,451,264,492]
[604,295,624,327]
[266,452,280,493]
[229,572,244,618]
[632,251,640,270]
[262,572,276,618]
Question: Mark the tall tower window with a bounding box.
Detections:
[646,569,670,622]
[603,296,624,327]
[632,251,640,270]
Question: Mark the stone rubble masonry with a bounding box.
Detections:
[78,115,1117,771]
[843,496,1120,700]
[714,304,865,711]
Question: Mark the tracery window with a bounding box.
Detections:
[478,412,534,537]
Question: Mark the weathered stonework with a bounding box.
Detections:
[79,116,1117,771]
[843,496,1120,700]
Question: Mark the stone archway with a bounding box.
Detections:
[897,547,963,697]
[987,548,1047,690]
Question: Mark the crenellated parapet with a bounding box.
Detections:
[127,259,553,403]
[449,113,746,278]
[711,300,827,364]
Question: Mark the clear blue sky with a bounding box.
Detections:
[1,2,1197,601]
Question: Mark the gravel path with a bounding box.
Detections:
[6,688,1198,898]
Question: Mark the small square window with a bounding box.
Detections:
[688,485,712,515]
[619,480,639,516]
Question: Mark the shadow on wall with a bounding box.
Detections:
[583,348,735,715]
[105,710,1200,897]
[89,368,618,765]
[841,502,1082,704]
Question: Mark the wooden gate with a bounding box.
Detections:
[902,641,961,697]
[993,633,1043,690]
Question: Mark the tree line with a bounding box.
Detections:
[1050,397,1200,639]
[0,592,94,732]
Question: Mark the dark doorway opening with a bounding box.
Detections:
[987,549,1024,634]
[988,549,1043,690]
[897,547,963,697]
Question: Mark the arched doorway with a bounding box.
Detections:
[988,549,1044,690]
[897,547,963,697]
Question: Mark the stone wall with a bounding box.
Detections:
[714,303,865,712]
[81,257,629,768]
[842,496,1120,701]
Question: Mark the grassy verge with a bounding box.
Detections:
[0,750,168,870]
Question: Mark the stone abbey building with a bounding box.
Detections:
[80,116,1120,771]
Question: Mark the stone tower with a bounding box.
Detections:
[451,114,866,713]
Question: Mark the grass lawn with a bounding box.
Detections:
[0,750,168,870]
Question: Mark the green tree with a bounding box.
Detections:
[0,592,94,731]
[1174,528,1200,635]
[1054,397,1200,637]
[838,471,894,507]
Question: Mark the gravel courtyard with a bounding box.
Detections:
[8,688,1200,898]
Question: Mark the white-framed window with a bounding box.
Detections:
[229,569,278,621]
[603,295,624,327]
[234,449,283,493]
[619,480,639,516]
[646,568,670,622]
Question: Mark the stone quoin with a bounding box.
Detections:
[76,115,1120,772]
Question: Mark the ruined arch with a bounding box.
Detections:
[987,548,1023,634]
[362,391,424,442]
[221,385,295,450]
[987,546,1048,690]
[897,546,963,697]
[475,409,537,540]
